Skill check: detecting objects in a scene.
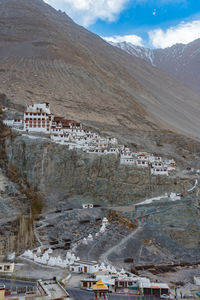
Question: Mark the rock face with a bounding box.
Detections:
[5,135,192,208]
[1,0,200,139]
[103,199,200,267]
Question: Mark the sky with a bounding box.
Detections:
[44,0,200,48]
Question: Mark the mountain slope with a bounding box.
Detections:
[113,40,200,95]
[0,0,200,139]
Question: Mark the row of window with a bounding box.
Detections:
[25,124,49,129]
[25,119,49,121]
[25,112,46,115]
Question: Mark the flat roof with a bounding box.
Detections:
[139,282,169,289]
[81,278,97,282]
[74,260,98,266]
[38,279,69,298]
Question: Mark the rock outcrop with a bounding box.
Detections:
[5,134,192,208]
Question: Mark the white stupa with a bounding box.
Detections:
[102,217,109,225]
[66,252,72,259]
[8,252,15,261]
[42,252,49,261]
[37,247,42,255]
[23,250,34,259]
[48,257,56,266]
[111,266,117,273]
[120,268,125,275]
[82,238,88,245]
[71,253,76,261]
[64,259,69,265]
[87,234,93,241]
[46,248,53,254]
[100,224,106,233]
[99,263,107,271]
[68,259,74,265]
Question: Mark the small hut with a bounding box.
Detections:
[93,280,109,299]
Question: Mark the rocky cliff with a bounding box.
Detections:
[4,134,193,209]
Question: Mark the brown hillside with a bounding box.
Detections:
[0,0,200,139]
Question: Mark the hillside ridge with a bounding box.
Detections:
[0,0,200,140]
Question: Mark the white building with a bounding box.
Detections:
[137,153,149,161]
[82,204,93,209]
[120,157,135,165]
[69,260,99,274]
[24,102,53,133]
[164,159,176,171]
[136,160,149,167]
[151,167,168,176]
[3,119,23,127]
[151,162,163,168]
[149,155,162,163]
[0,262,14,273]
[106,148,119,155]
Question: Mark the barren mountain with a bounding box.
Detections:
[113,39,200,95]
[0,0,200,139]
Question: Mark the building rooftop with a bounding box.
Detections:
[37,279,69,299]
[74,260,98,266]
[139,281,169,289]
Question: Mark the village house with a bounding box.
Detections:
[136,160,149,167]
[149,155,163,163]
[120,157,135,165]
[139,280,170,297]
[81,278,98,289]
[115,276,139,294]
[151,166,168,176]
[164,159,176,170]
[69,260,99,274]
[152,162,163,168]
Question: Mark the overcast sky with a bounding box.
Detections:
[44,0,200,48]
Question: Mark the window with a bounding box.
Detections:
[128,282,133,286]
